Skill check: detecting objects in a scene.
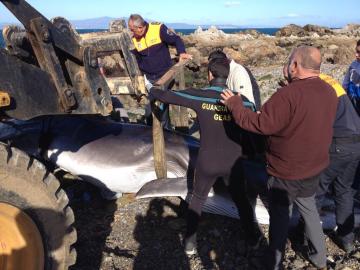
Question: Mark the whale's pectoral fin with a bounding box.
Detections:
[136,177,188,200]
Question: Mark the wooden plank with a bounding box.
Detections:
[152,102,167,179]
[154,60,189,89]
[151,59,190,178]
[177,65,189,129]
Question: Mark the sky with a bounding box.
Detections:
[0,0,359,28]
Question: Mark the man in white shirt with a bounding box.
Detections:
[208,50,261,110]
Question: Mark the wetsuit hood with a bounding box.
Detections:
[209,77,227,88]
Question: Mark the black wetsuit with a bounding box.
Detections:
[150,78,262,241]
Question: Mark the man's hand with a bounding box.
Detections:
[278,79,288,87]
[179,53,193,62]
[280,64,290,86]
[220,89,235,106]
[144,75,153,91]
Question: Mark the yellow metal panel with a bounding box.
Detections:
[0,91,10,107]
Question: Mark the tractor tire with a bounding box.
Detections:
[0,143,76,270]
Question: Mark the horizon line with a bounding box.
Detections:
[0,17,353,29]
[0,21,349,29]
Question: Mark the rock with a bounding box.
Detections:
[183,25,261,48]
[335,24,360,36]
[183,26,229,47]
[303,24,334,36]
[237,39,287,66]
[329,44,339,50]
[194,26,203,34]
[275,24,305,37]
[276,38,296,48]
[241,29,261,38]
[223,47,246,64]
[207,25,225,35]
[185,47,202,66]
[343,24,360,32]
[310,32,320,38]
[276,23,334,38]
[333,45,354,64]
[181,23,359,70]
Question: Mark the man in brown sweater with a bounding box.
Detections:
[221,46,338,270]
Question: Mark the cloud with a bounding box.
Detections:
[224,1,241,8]
[277,13,302,20]
[287,13,300,18]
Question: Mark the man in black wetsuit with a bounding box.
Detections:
[149,57,264,255]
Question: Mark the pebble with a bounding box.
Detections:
[292,258,306,269]
[209,249,217,261]
[351,251,360,259]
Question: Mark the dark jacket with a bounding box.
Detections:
[131,22,186,81]
[342,60,360,90]
[226,77,338,180]
[319,74,360,138]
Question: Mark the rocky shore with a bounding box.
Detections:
[175,23,360,103]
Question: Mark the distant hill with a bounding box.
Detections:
[69,17,243,30]
[70,17,122,29]
[0,17,259,30]
[162,23,241,29]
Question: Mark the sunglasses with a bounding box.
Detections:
[356,50,360,54]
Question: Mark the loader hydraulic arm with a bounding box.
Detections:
[0,0,113,120]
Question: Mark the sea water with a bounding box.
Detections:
[0,28,279,48]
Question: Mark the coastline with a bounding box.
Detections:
[1,24,359,101]
[0,27,281,48]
